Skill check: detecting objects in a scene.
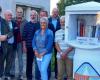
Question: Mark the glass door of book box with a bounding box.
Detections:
[77,14,97,38]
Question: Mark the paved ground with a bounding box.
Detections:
[14,54,56,80]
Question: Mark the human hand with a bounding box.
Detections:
[0,35,7,41]
[38,54,43,58]
[61,52,67,60]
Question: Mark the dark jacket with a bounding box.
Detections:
[13,17,28,37]
[22,21,40,47]
[48,16,61,34]
[0,17,13,53]
[10,20,17,48]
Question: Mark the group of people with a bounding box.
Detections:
[0,6,74,80]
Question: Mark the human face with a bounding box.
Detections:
[40,20,47,30]
[60,19,65,29]
[30,12,37,22]
[5,12,12,21]
[39,11,47,18]
[52,9,59,18]
[16,9,23,18]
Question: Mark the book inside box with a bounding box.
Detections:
[66,14,100,45]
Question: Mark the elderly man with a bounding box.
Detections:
[22,10,40,80]
[0,8,15,80]
[48,8,61,79]
[55,16,74,80]
[10,7,27,80]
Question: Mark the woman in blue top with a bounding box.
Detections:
[32,17,53,80]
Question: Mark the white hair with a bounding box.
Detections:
[40,17,48,24]
[52,8,59,12]
[16,7,23,13]
[30,10,38,16]
[60,16,65,21]
[4,10,13,15]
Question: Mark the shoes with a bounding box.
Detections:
[17,75,23,80]
[0,77,2,80]
[27,78,32,80]
[10,74,15,79]
[4,77,10,80]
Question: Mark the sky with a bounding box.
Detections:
[50,0,59,14]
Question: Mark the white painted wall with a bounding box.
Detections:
[16,0,50,14]
[0,0,50,20]
[0,0,16,17]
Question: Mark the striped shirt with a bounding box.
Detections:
[22,21,40,47]
[55,29,74,59]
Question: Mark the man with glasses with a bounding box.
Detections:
[55,16,74,80]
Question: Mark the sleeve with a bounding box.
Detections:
[45,30,54,53]
[32,32,38,50]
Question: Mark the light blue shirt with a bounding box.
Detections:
[8,22,14,44]
[52,19,57,29]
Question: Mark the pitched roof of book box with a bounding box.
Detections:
[65,1,100,12]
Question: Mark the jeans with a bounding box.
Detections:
[10,43,23,76]
[37,54,52,80]
[35,58,51,80]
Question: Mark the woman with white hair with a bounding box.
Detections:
[32,17,53,80]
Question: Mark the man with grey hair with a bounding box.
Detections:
[10,7,27,80]
[55,16,74,80]
[3,10,17,80]
[0,8,15,80]
[22,10,40,80]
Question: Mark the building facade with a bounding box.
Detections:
[0,0,50,20]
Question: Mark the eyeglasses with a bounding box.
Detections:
[62,34,65,40]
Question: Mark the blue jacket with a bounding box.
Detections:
[32,28,53,54]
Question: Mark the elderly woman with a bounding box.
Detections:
[32,17,53,80]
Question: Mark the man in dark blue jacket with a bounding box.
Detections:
[48,8,60,79]
[22,10,40,80]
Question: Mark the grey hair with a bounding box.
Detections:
[16,7,23,13]
[30,10,38,16]
[52,8,59,12]
[4,10,13,15]
[60,16,65,21]
[40,17,48,24]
